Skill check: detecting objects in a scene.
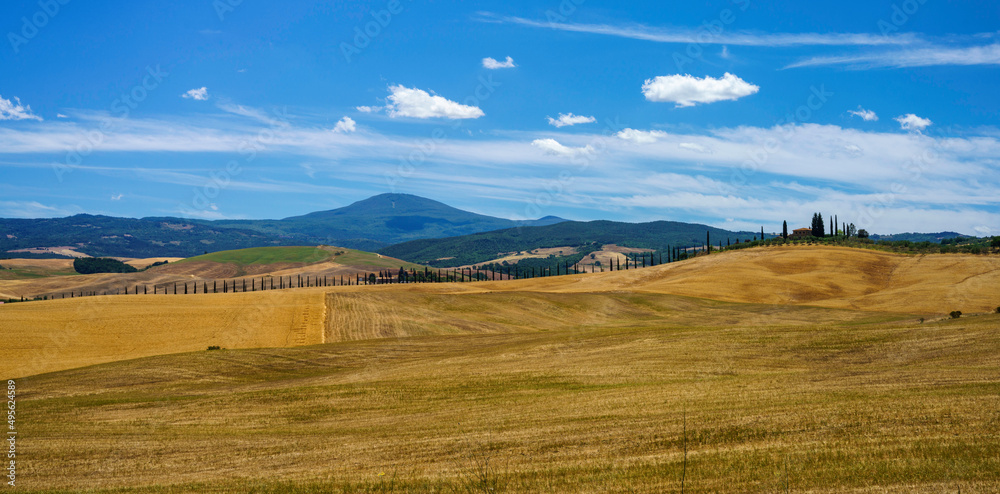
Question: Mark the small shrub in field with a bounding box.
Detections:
[207,345,222,351]
[949,311,962,319]
[919,317,924,323]
[996,306,1000,314]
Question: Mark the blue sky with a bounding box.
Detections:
[1,0,998,235]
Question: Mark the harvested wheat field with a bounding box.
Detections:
[460,245,1000,315]
[14,299,1000,492]
[6,246,1000,492]
[0,289,325,377]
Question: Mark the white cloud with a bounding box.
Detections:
[482,56,516,69]
[786,44,1000,69]
[332,116,356,133]
[356,105,380,113]
[848,106,878,122]
[720,46,730,59]
[110,193,124,201]
[181,87,209,101]
[547,113,596,128]
[56,113,68,119]
[0,200,79,218]
[531,138,594,157]
[616,128,668,144]
[0,95,42,121]
[641,73,759,107]
[383,85,484,119]
[895,113,932,132]
[484,14,918,47]
[679,142,711,153]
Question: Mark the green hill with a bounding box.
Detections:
[175,245,426,271]
[379,219,766,267]
[176,246,333,266]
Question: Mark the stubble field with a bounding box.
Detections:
[5,246,999,492]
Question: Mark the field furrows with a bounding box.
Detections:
[287,294,326,347]
[325,292,405,342]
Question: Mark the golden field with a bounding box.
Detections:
[0,290,325,377]
[4,245,1000,492]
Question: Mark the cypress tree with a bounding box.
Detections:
[782,220,788,239]
[706,230,711,254]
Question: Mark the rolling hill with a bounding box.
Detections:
[0,194,565,258]
[0,246,424,301]
[6,244,998,378]
[6,245,1000,492]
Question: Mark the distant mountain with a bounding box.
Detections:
[194,194,565,251]
[0,194,566,258]
[379,219,766,267]
[869,232,966,243]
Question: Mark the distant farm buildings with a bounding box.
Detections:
[790,227,812,239]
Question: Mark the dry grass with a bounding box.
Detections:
[0,290,325,377]
[468,245,1000,315]
[473,246,580,266]
[14,304,1000,492]
[6,246,1000,492]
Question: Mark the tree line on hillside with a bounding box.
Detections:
[73,258,138,274]
[380,220,763,267]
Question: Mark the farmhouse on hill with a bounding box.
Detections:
[790,227,813,239]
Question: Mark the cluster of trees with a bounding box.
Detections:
[143,260,170,270]
[72,257,138,274]
[800,213,865,239]
[380,220,760,267]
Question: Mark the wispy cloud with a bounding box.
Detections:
[479,13,919,47]
[678,142,711,153]
[547,113,595,128]
[0,95,42,121]
[531,138,594,157]
[848,106,878,122]
[0,200,80,218]
[616,128,668,144]
[1,105,997,233]
[786,44,1000,69]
